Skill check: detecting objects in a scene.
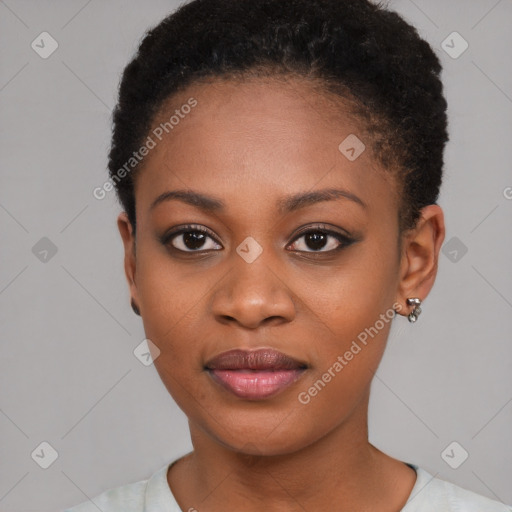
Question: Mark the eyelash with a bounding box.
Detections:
[160,223,356,255]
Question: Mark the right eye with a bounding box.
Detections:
[162,224,223,253]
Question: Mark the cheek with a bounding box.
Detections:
[293,314,393,440]
[135,238,205,334]
[302,238,399,345]
[298,233,399,400]
[134,251,200,380]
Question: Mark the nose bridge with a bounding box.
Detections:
[210,239,296,328]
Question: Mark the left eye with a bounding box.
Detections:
[288,228,353,253]
[166,226,222,252]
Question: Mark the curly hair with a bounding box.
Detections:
[108,0,448,234]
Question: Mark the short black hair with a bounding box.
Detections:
[108,0,448,234]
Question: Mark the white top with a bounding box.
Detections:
[65,459,511,511]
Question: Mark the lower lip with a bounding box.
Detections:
[207,369,306,400]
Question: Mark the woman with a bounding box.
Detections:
[67,0,510,510]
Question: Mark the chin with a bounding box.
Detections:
[200,413,315,457]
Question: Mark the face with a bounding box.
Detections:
[120,76,409,456]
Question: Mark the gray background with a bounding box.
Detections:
[1,1,511,511]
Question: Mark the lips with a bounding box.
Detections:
[205,348,308,371]
[205,348,308,400]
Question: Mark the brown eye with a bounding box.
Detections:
[288,226,354,253]
[163,225,222,252]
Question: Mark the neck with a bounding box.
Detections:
[169,390,416,512]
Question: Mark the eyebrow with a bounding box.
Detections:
[149,187,367,214]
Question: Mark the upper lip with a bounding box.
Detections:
[205,348,308,371]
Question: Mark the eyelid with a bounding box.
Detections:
[286,224,355,252]
[290,223,352,241]
[160,224,222,246]
[161,222,355,254]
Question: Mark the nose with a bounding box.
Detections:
[210,252,296,329]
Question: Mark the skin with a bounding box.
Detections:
[118,76,445,511]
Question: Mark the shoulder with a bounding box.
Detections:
[64,478,148,512]
[63,461,176,512]
[63,460,181,511]
[63,457,185,511]
[64,479,147,512]
[403,465,511,512]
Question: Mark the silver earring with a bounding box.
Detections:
[406,298,422,323]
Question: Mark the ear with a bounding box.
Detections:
[395,204,445,319]
[117,212,139,312]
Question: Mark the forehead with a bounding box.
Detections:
[151,75,366,156]
[135,76,398,218]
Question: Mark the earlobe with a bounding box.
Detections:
[395,204,445,320]
[117,212,139,310]
[131,298,141,316]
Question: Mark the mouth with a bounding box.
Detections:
[204,348,308,400]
